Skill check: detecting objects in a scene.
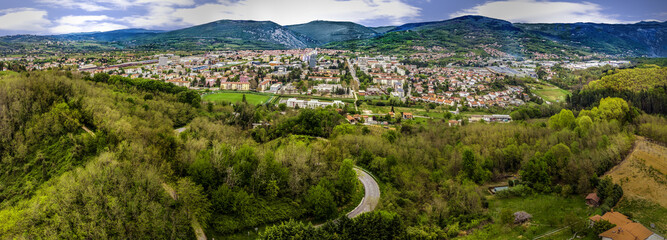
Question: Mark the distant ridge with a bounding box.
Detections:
[286,20,378,44]
[0,15,665,56]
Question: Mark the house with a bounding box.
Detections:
[448,120,461,127]
[220,82,250,91]
[586,193,601,207]
[599,222,663,240]
[402,112,413,120]
[589,211,664,240]
[346,115,357,124]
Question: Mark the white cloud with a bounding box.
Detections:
[51,15,128,34]
[37,0,194,12]
[0,8,51,32]
[451,0,624,23]
[170,0,421,26]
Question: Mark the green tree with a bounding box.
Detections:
[305,183,336,219]
[336,159,358,204]
[176,178,212,228]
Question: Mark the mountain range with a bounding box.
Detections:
[0,15,665,57]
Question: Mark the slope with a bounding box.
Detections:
[143,20,317,49]
[325,15,577,58]
[286,20,377,44]
[518,21,667,57]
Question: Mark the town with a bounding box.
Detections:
[0,48,631,126]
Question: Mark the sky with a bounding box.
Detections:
[0,0,665,36]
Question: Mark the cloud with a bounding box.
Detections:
[170,0,421,26]
[0,8,51,32]
[37,0,194,12]
[451,0,624,23]
[51,15,128,34]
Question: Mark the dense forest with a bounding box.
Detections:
[0,70,665,239]
[570,66,667,115]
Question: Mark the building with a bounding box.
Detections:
[589,211,664,240]
[166,79,190,88]
[220,82,250,91]
[586,193,600,207]
[158,56,169,66]
[282,98,344,109]
[402,112,413,120]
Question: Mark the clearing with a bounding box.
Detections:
[529,83,570,103]
[606,136,667,235]
[202,92,272,105]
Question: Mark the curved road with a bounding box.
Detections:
[347,168,381,218]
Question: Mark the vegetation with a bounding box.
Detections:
[0,69,663,239]
[203,92,272,105]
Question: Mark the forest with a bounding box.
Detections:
[0,70,665,239]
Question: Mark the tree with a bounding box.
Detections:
[305,183,336,219]
[175,178,212,228]
[549,109,575,130]
[598,97,629,121]
[242,94,247,103]
[260,219,317,240]
[336,159,358,204]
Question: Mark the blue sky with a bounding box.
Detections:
[0,0,665,35]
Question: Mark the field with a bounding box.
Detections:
[529,83,570,103]
[202,92,272,105]
[605,136,667,235]
[462,194,593,240]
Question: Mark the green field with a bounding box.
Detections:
[462,194,593,240]
[530,83,571,103]
[203,92,272,105]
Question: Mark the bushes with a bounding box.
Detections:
[637,114,667,143]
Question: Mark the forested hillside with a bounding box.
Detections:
[570,66,667,114]
[0,71,663,239]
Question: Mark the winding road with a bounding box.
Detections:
[346,168,381,218]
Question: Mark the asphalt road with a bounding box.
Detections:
[347,168,381,218]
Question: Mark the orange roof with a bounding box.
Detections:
[600,212,632,226]
[599,222,654,240]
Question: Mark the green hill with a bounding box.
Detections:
[325,15,578,58]
[286,20,377,44]
[586,66,667,92]
[139,20,318,50]
[518,21,667,57]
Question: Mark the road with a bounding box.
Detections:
[346,168,381,218]
[346,58,360,112]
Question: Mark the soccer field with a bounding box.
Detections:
[202,92,272,105]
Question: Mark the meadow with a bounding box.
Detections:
[529,83,571,103]
[203,92,272,105]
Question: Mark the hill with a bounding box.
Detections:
[517,21,667,57]
[606,136,667,234]
[585,66,667,92]
[325,15,577,58]
[142,20,317,50]
[286,20,377,44]
[55,29,165,42]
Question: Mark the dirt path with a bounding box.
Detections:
[161,183,207,240]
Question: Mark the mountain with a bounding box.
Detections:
[144,20,317,49]
[0,15,665,55]
[56,29,165,42]
[325,15,572,57]
[370,26,395,34]
[286,20,377,44]
[517,21,667,57]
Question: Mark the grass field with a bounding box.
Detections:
[605,136,667,235]
[606,136,667,208]
[203,92,272,105]
[530,83,571,102]
[461,194,593,240]
[529,83,570,103]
